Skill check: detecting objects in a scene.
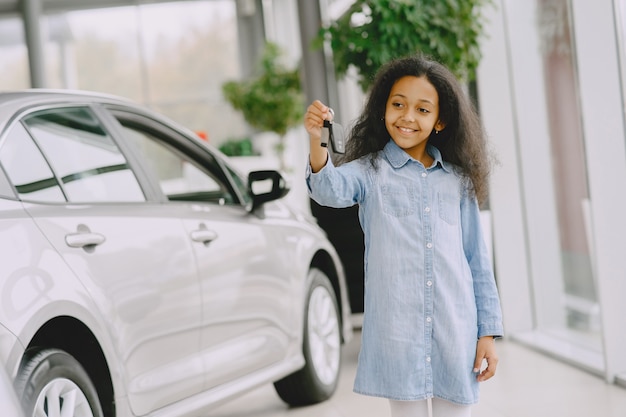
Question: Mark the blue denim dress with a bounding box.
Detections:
[306,141,503,405]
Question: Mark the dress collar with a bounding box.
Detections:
[382,140,451,172]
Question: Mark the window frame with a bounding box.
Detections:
[102,104,250,208]
[19,104,147,204]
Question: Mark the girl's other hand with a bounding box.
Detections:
[474,336,499,382]
[305,100,332,142]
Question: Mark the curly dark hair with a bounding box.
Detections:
[340,54,492,204]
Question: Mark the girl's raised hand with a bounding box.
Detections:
[304,100,333,141]
[305,100,333,172]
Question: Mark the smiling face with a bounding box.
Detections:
[384,75,445,163]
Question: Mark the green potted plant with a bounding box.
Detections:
[218,137,255,157]
[315,0,492,92]
[222,42,304,171]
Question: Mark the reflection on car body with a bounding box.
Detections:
[0,90,352,417]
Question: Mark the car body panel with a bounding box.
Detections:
[21,202,205,415]
[176,203,295,389]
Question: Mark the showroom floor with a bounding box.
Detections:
[207,328,626,417]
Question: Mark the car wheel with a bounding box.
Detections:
[274,268,341,406]
[14,348,103,417]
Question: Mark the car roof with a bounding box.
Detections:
[0,89,139,127]
[0,88,129,102]
[0,89,132,106]
[0,88,227,167]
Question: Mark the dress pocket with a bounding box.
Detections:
[382,184,417,217]
[437,192,459,225]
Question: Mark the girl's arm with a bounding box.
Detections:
[305,100,366,208]
[460,188,503,339]
[460,187,504,381]
[304,100,332,172]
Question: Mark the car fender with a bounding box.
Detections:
[261,201,352,343]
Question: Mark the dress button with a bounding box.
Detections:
[421,172,427,177]
[426,317,432,322]
[424,207,431,212]
[426,280,433,287]
[426,356,431,362]
[426,242,433,249]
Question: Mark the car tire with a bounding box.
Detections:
[274,268,342,406]
[14,348,103,417]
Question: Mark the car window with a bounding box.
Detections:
[224,164,252,207]
[0,167,15,199]
[118,122,237,205]
[22,107,145,203]
[0,122,65,202]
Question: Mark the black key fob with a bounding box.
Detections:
[321,119,331,148]
[320,110,345,154]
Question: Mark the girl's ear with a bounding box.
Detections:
[435,120,446,132]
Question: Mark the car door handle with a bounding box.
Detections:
[190,229,218,244]
[65,232,106,248]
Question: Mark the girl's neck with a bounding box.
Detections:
[404,148,434,167]
[419,154,435,167]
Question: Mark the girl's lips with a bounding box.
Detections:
[397,126,416,134]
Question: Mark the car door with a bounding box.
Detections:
[106,109,298,390]
[1,106,204,416]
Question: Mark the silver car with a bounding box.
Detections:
[0,90,352,417]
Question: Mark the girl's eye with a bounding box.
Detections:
[392,102,404,108]
[418,108,430,113]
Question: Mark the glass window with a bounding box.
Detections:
[118,122,236,205]
[225,164,252,207]
[42,1,247,148]
[23,107,145,203]
[616,0,626,127]
[0,123,65,202]
[536,0,600,349]
[0,16,29,90]
[0,167,15,199]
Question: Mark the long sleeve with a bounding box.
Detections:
[460,187,504,338]
[305,156,368,209]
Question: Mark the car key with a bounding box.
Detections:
[320,108,345,154]
[320,107,334,148]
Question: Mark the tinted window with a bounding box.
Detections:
[0,122,65,202]
[0,168,15,199]
[23,107,145,203]
[119,123,237,205]
[225,165,252,207]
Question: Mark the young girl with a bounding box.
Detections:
[305,55,503,417]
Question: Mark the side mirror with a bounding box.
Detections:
[248,170,289,211]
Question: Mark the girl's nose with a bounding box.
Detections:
[401,109,417,122]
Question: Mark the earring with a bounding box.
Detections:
[434,129,439,135]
